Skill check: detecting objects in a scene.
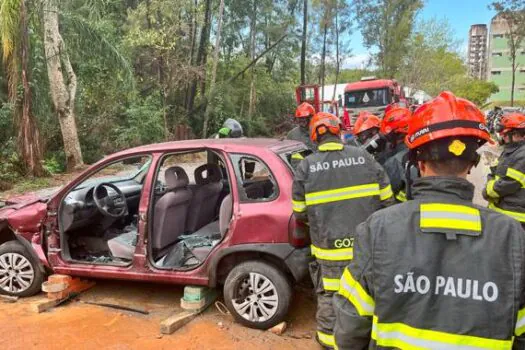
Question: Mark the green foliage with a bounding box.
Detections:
[0,138,22,190]
[115,95,166,148]
[43,155,65,174]
[353,0,423,77]
[326,68,375,84]
[400,18,466,97]
[0,0,504,191]
[451,79,500,106]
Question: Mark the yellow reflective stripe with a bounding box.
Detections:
[507,167,525,187]
[311,244,353,261]
[396,190,407,202]
[516,307,525,336]
[305,183,380,206]
[291,153,304,160]
[489,203,525,222]
[317,331,335,347]
[338,268,375,316]
[322,277,340,292]
[318,142,344,151]
[372,316,512,349]
[486,179,499,198]
[292,199,307,213]
[420,203,482,232]
[379,185,393,201]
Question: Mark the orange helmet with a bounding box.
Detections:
[497,113,525,135]
[381,107,412,136]
[295,102,316,119]
[405,91,492,150]
[309,112,341,142]
[353,111,380,135]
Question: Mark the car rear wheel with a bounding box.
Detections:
[0,241,44,297]
[223,260,291,329]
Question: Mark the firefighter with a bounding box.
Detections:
[483,112,525,228]
[212,118,244,138]
[353,111,381,145]
[333,91,525,349]
[353,111,388,164]
[380,106,415,202]
[292,112,394,348]
[287,102,317,151]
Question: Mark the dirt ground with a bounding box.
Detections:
[1,280,318,350]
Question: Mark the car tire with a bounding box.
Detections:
[0,241,44,297]
[223,260,291,329]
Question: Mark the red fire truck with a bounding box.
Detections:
[295,84,340,118]
[341,77,405,129]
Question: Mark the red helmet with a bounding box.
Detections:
[384,103,398,115]
[381,107,412,135]
[405,91,493,150]
[498,113,525,135]
[295,102,316,119]
[309,112,341,142]
[353,111,380,135]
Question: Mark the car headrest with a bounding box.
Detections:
[195,164,222,185]
[165,166,189,190]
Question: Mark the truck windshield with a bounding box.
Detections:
[345,88,390,108]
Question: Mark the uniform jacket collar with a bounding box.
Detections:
[503,140,525,155]
[412,176,475,202]
[318,138,344,151]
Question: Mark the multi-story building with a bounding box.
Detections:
[487,13,525,102]
[468,24,488,80]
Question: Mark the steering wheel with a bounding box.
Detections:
[92,183,128,218]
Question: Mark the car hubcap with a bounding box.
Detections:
[232,272,279,323]
[0,253,34,294]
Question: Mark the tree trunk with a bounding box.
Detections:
[43,0,83,171]
[300,0,307,85]
[186,0,212,114]
[17,0,44,176]
[248,0,257,120]
[320,23,328,105]
[511,51,516,107]
[202,0,225,137]
[332,8,339,103]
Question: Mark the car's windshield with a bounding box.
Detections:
[345,88,390,108]
[74,156,152,190]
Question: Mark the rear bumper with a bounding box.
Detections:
[285,246,313,282]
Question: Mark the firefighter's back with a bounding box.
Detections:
[367,194,525,347]
[302,143,391,250]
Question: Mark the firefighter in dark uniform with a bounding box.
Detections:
[287,102,317,151]
[333,91,525,349]
[380,106,415,202]
[292,112,394,348]
[483,112,525,229]
[353,111,389,164]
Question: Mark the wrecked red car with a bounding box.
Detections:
[0,138,312,329]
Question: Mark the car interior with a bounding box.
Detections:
[59,155,151,265]
[150,153,233,269]
[58,148,279,269]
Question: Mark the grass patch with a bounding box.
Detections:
[9,177,55,194]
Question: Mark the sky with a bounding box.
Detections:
[345,0,497,68]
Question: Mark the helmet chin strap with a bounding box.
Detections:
[405,150,419,201]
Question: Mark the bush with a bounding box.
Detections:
[0,139,24,191]
[43,154,66,174]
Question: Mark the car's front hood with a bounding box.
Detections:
[0,189,55,224]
